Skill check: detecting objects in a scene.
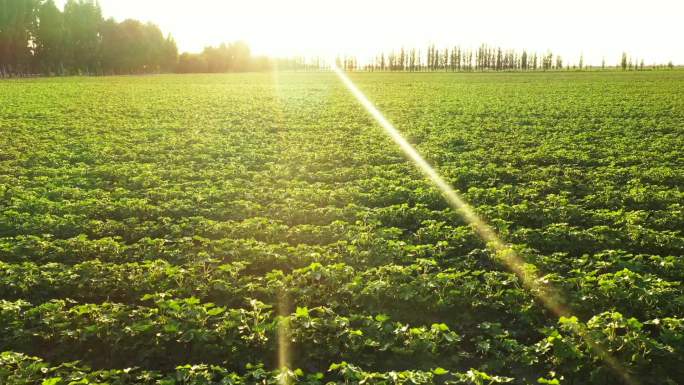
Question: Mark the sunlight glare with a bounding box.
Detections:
[330,64,640,385]
[55,0,684,64]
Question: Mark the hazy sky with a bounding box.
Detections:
[57,0,683,65]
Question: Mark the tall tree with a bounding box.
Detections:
[98,17,124,73]
[34,0,64,74]
[160,34,177,72]
[0,0,38,76]
[63,0,102,74]
[399,47,405,71]
[228,41,250,71]
[409,48,416,71]
[496,48,502,70]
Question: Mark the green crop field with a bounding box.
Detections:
[1,71,683,384]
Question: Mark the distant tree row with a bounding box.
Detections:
[176,42,273,73]
[0,0,177,76]
[333,45,674,72]
[619,52,674,71]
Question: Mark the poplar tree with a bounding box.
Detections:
[0,0,37,76]
[399,47,406,71]
[521,50,527,70]
[34,0,65,74]
[63,0,103,74]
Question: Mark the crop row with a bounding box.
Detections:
[2,176,680,239]
[0,256,681,323]
[0,298,681,384]
[0,213,681,268]
[0,351,516,385]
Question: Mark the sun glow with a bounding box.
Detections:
[55,0,684,65]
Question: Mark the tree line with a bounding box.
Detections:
[0,0,279,76]
[334,45,673,72]
[176,42,275,73]
[1,0,179,76]
[0,0,676,76]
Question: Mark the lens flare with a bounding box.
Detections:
[330,65,639,385]
[277,291,292,385]
[269,66,294,384]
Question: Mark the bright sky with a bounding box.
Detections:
[58,0,683,65]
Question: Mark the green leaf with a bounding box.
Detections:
[164,322,180,333]
[295,307,309,317]
[433,367,449,375]
[627,318,643,330]
[207,307,225,316]
[431,323,450,332]
[42,378,62,385]
[559,316,578,325]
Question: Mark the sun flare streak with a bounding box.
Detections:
[330,65,639,385]
[269,66,295,385]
